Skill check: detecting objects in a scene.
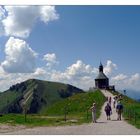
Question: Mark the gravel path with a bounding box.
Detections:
[3,90,140,135]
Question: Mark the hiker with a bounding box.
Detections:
[104,103,112,120]
[105,96,108,102]
[116,96,120,103]
[116,101,123,121]
[109,97,112,106]
[105,87,107,92]
[113,97,116,108]
[90,103,97,123]
[119,95,123,101]
[115,96,118,102]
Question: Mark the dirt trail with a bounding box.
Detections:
[2,90,140,135]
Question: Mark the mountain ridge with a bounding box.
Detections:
[0,79,84,114]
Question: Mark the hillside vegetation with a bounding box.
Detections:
[0,79,84,114]
[0,90,106,126]
[41,90,105,117]
[110,90,140,129]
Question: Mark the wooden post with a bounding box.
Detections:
[25,112,27,122]
[87,108,88,120]
[64,106,67,122]
[24,106,27,122]
[22,102,27,123]
[128,110,131,120]
[134,111,136,124]
[127,109,129,119]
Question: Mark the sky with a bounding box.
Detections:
[0,6,140,92]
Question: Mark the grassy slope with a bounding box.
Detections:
[42,90,105,117]
[109,90,140,129]
[122,95,140,129]
[0,91,21,111]
[29,79,84,113]
[0,90,106,126]
[36,80,68,107]
[0,79,36,113]
[0,79,84,114]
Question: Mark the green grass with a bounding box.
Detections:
[122,96,140,129]
[109,90,140,129]
[36,80,68,107]
[40,90,106,124]
[0,90,106,126]
[0,79,84,114]
[0,114,67,127]
[0,91,21,111]
[0,80,37,113]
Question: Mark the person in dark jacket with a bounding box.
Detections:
[109,97,112,106]
[104,103,112,120]
[116,101,123,121]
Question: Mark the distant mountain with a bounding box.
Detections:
[119,89,140,101]
[0,79,84,114]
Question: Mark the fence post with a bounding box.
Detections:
[25,109,27,122]
[64,106,67,122]
[23,104,27,122]
[129,110,131,121]
[87,108,88,120]
[126,109,128,119]
[134,111,136,124]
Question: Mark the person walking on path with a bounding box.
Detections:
[109,97,112,106]
[116,101,123,121]
[90,103,97,123]
[104,103,112,120]
[113,97,116,108]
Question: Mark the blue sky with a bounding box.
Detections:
[21,6,140,73]
[0,6,140,91]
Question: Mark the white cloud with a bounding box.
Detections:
[43,53,59,68]
[129,73,140,84]
[0,59,120,91]
[0,66,8,80]
[0,68,48,91]
[104,60,117,75]
[111,74,128,81]
[1,37,37,73]
[0,6,5,36]
[111,73,140,91]
[39,6,59,23]
[0,6,59,38]
[50,60,98,90]
[0,58,140,92]
[0,6,5,19]
[0,73,32,91]
[126,73,140,89]
[66,60,97,77]
[33,67,46,77]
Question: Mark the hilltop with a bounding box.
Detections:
[0,79,84,114]
[0,90,106,127]
[42,90,105,117]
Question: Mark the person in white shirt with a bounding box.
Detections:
[113,97,116,108]
[90,103,97,123]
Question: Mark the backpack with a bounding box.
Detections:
[105,105,111,112]
[117,104,123,110]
